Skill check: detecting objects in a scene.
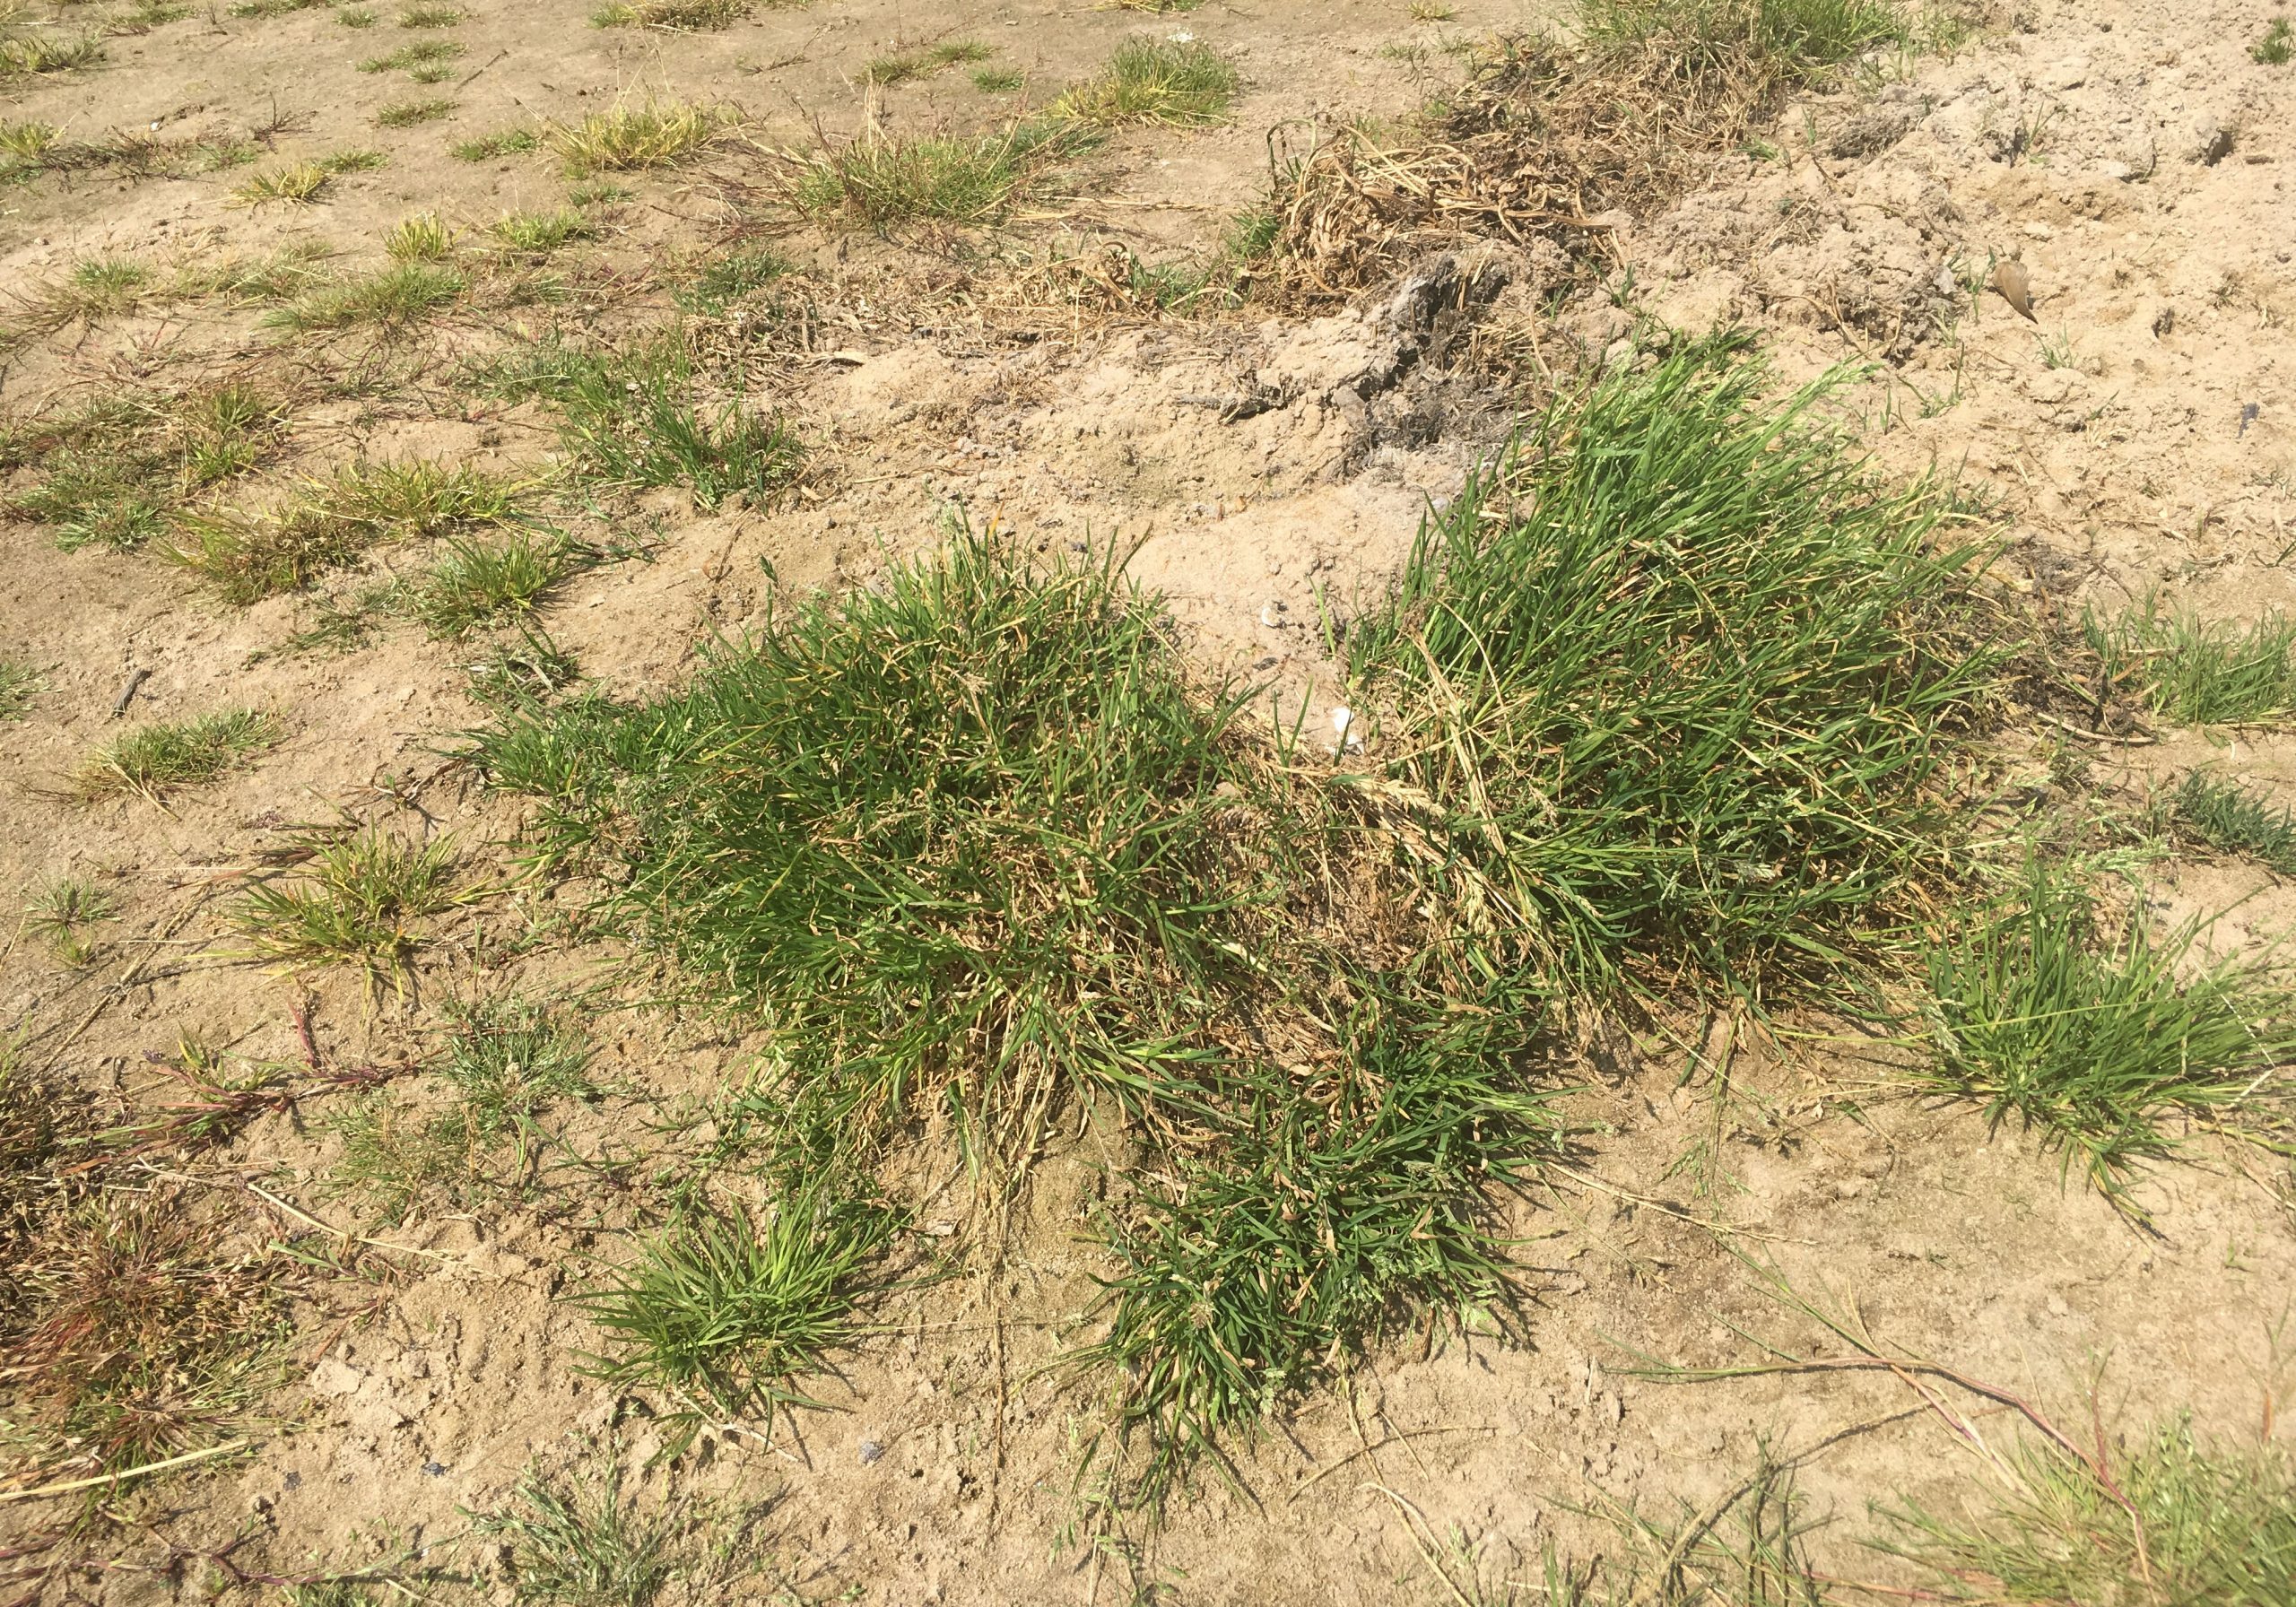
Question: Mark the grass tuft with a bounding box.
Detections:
[0,656,44,720]
[970,65,1024,92]
[572,1195,897,1445]
[865,39,991,86]
[74,708,277,802]
[2086,598,2296,726]
[376,96,454,126]
[262,259,464,333]
[786,120,1083,227]
[2,382,283,551]
[1581,0,1924,73]
[491,206,597,255]
[411,528,584,638]
[233,828,471,978]
[473,1460,675,1607]
[1346,336,1996,1013]
[591,0,752,28]
[550,100,725,176]
[0,32,104,78]
[357,37,463,74]
[1921,859,2296,1207]
[384,210,455,261]
[22,878,116,968]
[453,126,538,161]
[2252,15,2292,64]
[1050,36,1239,126]
[2172,771,2296,874]
[168,459,524,602]
[230,160,330,206]
[398,2,461,22]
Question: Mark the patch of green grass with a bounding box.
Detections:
[2252,15,2292,65]
[474,339,800,509]
[672,247,788,315]
[338,4,378,24]
[473,1460,675,1607]
[786,120,1083,228]
[74,708,277,802]
[114,0,196,25]
[176,241,334,301]
[2172,771,2296,874]
[411,528,585,637]
[452,126,538,161]
[1581,0,1922,73]
[1050,37,1238,126]
[357,37,463,74]
[1921,859,2296,1209]
[228,0,326,14]
[230,160,330,205]
[0,657,43,721]
[970,65,1024,92]
[22,878,116,968]
[168,459,525,602]
[3,382,282,551]
[864,39,991,86]
[384,210,455,261]
[326,998,591,1219]
[398,2,462,24]
[262,260,464,333]
[2086,598,2296,726]
[467,621,582,707]
[0,32,104,78]
[6,255,156,335]
[550,101,725,176]
[491,206,596,254]
[376,97,454,126]
[317,147,387,173]
[590,0,752,28]
[233,828,471,977]
[1345,336,1996,1012]
[572,1194,897,1445]
[1886,1418,2296,1604]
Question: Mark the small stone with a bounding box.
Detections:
[2191,118,2233,166]
[2151,305,2176,337]
[422,1461,448,1477]
[858,1438,886,1465]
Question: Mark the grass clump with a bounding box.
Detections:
[573,1195,897,1445]
[9,255,154,333]
[327,999,591,1220]
[74,708,277,802]
[1921,860,2296,1207]
[411,528,585,637]
[1345,337,1996,1012]
[864,39,990,86]
[491,207,596,255]
[550,101,724,176]
[971,65,1024,92]
[168,459,524,602]
[230,160,330,205]
[453,126,538,161]
[338,4,377,22]
[263,259,464,332]
[475,339,800,509]
[474,1461,678,1607]
[1887,1419,2296,1604]
[384,210,455,261]
[591,0,752,28]
[1050,36,1239,126]
[2252,15,2292,64]
[377,97,454,126]
[2172,771,2296,874]
[672,247,788,315]
[358,37,463,75]
[786,121,1082,228]
[0,657,43,720]
[233,828,471,977]
[0,33,104,78]
[2,382,282,551]
[2085,599,2296,726]
[23,879,116,968]
[398,2,462,23]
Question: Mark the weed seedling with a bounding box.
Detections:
[550,101,724,175]
[2254,16,2292,65]
[384,211,455,261]
[230,160,330,205]
[23,879,116,967]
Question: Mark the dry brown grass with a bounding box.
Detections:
[1250,35,1777,308]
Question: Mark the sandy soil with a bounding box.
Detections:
[3,0,2292,1602]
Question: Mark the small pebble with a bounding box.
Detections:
[858,1438,885,1465]
[422,1462,448,1477]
